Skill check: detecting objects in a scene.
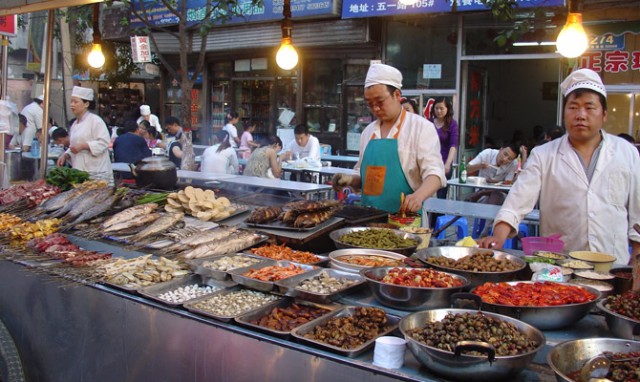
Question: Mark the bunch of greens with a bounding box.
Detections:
[46,167,90,190]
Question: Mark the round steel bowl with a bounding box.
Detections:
[597,297,640,340]
[472,281,601,330]
[609,266,633,295]
[329,227,422,256]
[328,248,406,273]
[415,247,526,289]
[400,309,545,381]
[547,337,640,382]
[360,267,469,311]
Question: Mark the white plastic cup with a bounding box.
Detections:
[373,336,406,369]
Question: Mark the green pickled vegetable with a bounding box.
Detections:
[339,229,417,249]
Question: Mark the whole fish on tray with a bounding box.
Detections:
[128,212,185,243]
[246,206,282,224]
[182,230,264,259]
[61,191,120,230]
[101,203,159,229]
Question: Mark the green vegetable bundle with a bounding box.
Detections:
[135,192,168,206]
[46,167,90,190]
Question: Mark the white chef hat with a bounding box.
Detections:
[36,94,45,101]
[71,86,94,101]
[140,105,151,116]
[560,68,607,98]
[365,63,403,90]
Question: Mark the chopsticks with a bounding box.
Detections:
[399,192,406,218]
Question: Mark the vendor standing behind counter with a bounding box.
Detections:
[56,86,113,185]
[478,69,640,274]
[332,64,445,213]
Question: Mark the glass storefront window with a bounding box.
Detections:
[385,16,457,89]
[303,59,342,133]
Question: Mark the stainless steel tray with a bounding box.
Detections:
[234,298,339,338]
[244,246,330,266]
[228,260,319,292]
[291,306,401,358]
[138,274,236,308]
[275,268,366,304]
[183,286,282,322]
[186,253,271,281]
[245,216,343,232]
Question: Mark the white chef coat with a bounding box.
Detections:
[468,148,518,181]
[21,101,43,131]
[495,132,640,265]
[286,135,321,162]
[67,112,114,185]
[354,111,446,191]
[201,145,239,174]
[9,126,36,150]
[223,123,239,148]
[136,114,162,134]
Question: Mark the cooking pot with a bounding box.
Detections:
[399,308,545,381]
[129,156,177,190]
[597,297,640,340]
[4,149,23,182]
[471,281,601,330]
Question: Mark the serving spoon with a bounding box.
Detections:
[580,355,610,382]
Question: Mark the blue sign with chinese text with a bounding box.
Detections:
[342,0,565,19]
[130,0,338,28]
[589,33,625,51]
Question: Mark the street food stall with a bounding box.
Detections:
[0,177,637,382]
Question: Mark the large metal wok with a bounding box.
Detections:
[547,337,640,382]
[399,308,545,381]
[597,297,640,340]
[415,246,526,289]
[471,281,601,330]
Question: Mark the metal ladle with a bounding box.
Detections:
[580,355,611,382]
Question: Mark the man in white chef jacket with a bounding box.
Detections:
[137,105,162,134]
[478,69,640,269]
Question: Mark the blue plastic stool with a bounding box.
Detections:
[435,215,469,240]
[345,194,361,205]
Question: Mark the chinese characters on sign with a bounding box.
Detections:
[130,36,152,63]
[466,70,483,148]
[0,15,17,37]
[579,51,640,73]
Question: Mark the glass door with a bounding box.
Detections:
[232,79,274,139]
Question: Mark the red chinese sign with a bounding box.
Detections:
[130,36,152,63]
[579,50,640,73]
[0,15,17,37]
[466,69,484,148]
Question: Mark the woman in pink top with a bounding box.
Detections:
[239,123,260,159]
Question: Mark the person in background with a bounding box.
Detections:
[543,125,565,143]
[140,121,161,149]
[223,112,241,148]
[164,117,183,167]
[8,114,33,152]
[429,97,458,200]
[21,94,44,134]
[332,63,445,213]
[201,130,238,174]
[112,120,151,165]
[51,128,70,149]
[137,105,162,134]
[284,124,321,162]
[56,86,113,185]
[467,143,520,185]
[400,98,419,114]
[478,68,640,273]
[244,136,283,179]
[239,122,260,159]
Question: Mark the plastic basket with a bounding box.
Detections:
[521,235,564,256]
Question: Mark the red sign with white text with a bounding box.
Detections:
[0,15,17,37]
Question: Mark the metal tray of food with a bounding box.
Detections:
[234,298,339,338]
[186,253,272,281]
[182,286,282,322]
[291,306,401,358]
[245,245,329,266]
[138,274,237,308]
[244,216,343,232]
[228,260,319,292]
[275,268,366,303]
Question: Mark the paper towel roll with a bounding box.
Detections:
[373,336,406,369]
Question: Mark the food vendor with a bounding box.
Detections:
[478,69,640,272]
[56,86,113,185]
[332,63,445,213]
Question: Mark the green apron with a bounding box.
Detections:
[360,113,413,213]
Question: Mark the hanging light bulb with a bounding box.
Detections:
[276,0,298,70]
[556,10,589,58]
[87,4,105,68]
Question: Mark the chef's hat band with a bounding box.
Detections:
[560,69,607,98]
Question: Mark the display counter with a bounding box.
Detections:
[0,234,613,382]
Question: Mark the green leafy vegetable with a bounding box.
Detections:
[46,167,90,190]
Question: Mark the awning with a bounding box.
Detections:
[0,0,102,16]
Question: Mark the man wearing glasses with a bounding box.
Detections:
[332,63,445,213]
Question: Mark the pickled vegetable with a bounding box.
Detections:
[338,229,417,249]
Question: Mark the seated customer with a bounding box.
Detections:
[283,124,321,162]
[243,136,283,179]
[113,120,152,165]
[51,127,70,149]
[201,130,239,174]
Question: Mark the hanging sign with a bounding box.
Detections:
[130,36,152,63]
[0,15,17,37]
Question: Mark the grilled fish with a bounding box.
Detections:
[103,213,162,234]
[293,208,335,228]
[101,203,159,229]
[280,209,300,225]
[246,206,282,224]
[179,226,238,247]
[64,188,114,221]
[129,212,184,243]
[67,192,120,227]
[182,231,262,259]
[282,200,339,212]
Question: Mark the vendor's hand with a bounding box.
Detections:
[70,143,87,154]
[56,154,67,167]
[476,235,506,249]
[479,163,489,170]
[331,173,353,192]
[444,163,452,174]
[519,145,528,157]
[403,193,423,213]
